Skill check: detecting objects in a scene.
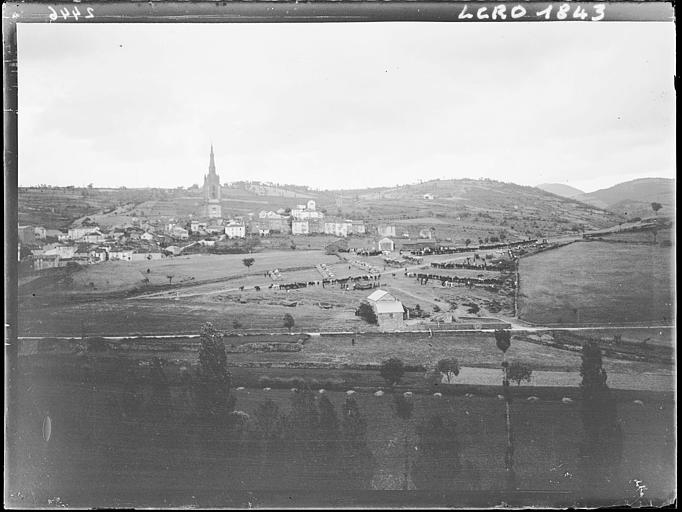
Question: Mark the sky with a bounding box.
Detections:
[18,21,675,192]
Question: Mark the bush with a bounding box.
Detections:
[357,302,378,325]
[380,358,405,386]
[508,362,532,386]
[437,358,460,384]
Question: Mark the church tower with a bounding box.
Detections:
[203,144,222,219]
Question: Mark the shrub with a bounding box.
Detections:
[508,362,532,386]
[357,302,378,325]
[437,358,460,384]
[283,313,295,331]
[380,358,405,386]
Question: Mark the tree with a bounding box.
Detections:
[166,275,174,285]
[283,313,295,332]
[437,358,460,384]
[393,393,415,490]
[494,329,511,354]
[253,399,286,482]
[380,358,405,387]
[357,302,378,325]
[651,202,662,216]
[282,389,320,489]
[194,322,234,419]
[508,362,532,386]
[340,396,375,489]
[465,239,472,247]
[317,395,342,485]
[494,329,515,490]
[412,414,462,490]
[580,341,607,394]
[242,257,255,268]
[578,341,623,496]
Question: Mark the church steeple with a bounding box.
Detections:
[203,143,222,219]
[208,144,216,175]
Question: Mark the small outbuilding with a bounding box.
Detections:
[378,237,395,252]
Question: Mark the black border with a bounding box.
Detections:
[3,1,676,508]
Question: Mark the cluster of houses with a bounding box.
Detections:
[17,213,250,271]
[252,200,367,238]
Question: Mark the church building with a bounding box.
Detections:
[203,145,222,219]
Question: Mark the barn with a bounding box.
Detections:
[365,289,405,331]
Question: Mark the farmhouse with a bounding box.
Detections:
[365,289,405,331]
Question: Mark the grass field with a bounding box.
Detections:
[518,241,674,326]
[20,251,341,296]
[9,353,675,507]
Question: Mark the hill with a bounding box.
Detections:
[574,178,674,218]
[19,178,621,241]
[536,183,584,198]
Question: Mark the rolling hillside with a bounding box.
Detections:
[536,183,584,198]
[574,178,674,218]
[19,178,622,241]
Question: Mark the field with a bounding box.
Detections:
[20,250,342,296]
[518,241,674,327]
[8,352,675,507]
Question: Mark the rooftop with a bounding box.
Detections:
[375,301,405,315]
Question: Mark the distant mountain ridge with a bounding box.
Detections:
[537,177,674,218]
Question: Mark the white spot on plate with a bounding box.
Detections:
[42,415,52,442]
[374,390,384,397]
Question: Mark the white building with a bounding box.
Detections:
[378,237,395,252]
[109,249,134,261]
[324,220,351,237]
[292,220,310,235]
[291,199,324,221]
[42,244,77,259]
[34,226,47,239]
[68,227,102,241]
[171,226,189,240]
[225,222,246,239]
[190,220,208,233]
[423,193,435,200]
[349,220,366,235]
